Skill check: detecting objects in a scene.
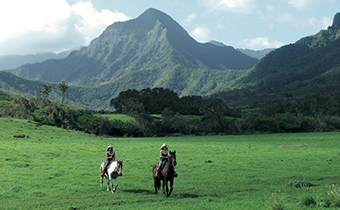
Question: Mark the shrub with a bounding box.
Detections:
[289,180,314,188]
[267,191,287,210]
[301,196,316,207]
[317,184,340,207]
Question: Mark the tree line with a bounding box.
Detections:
[1,88,340,137]
[110,88,340,136]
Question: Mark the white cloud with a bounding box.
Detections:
[241,37,283,50]
[321,16,333,28]
[265,4,275,12]
[277,13,297,25]
[191,26,212,43]
[200,0,258,14]
[0,0,128,55]
[287,0,329,9]
[183,13,197,26]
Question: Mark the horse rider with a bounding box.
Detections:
[156,143,178,177]
[102,145,115,176]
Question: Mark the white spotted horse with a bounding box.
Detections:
[100,160,123,193]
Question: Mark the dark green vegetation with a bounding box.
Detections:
[1,117,339,209]
[1,88,340,137]
[0,96,134,136]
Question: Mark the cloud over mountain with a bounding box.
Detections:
[0,0,128,55]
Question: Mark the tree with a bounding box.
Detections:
[199,99,228,133]
[40,84,52,98]
[57,81,69,104]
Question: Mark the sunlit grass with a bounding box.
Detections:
[0,117,339,209]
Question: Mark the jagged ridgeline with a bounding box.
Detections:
[8,8,257,95]
[211,12,340,106]
[2,10,340,110]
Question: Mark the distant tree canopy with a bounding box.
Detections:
[58,81,69,104]
[110,87,229,115]
[1,91,340,137]
[40,84,52,98]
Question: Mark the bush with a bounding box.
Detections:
[301,196,316,207]
[317,184,340,208]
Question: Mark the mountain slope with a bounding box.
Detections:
[10,8,258,87]
[231,12,340,94]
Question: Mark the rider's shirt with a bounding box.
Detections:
[160,149,168,161]
[106,151,115,161]
[161,149,168,156]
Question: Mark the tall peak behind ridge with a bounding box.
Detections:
[11,8,258,89]
[328,12,340,30]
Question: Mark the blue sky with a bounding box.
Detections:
[0,0,338,55]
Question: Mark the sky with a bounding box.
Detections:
[0,0,338,56]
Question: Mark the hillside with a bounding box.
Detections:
[2,10,340,110]
[210,12,340,106]
[209,40,274,59]
[9,8,257,88]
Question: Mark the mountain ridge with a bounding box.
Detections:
[1,10,340,110]
[10,8,258,87]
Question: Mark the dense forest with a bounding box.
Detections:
[1,88,340,137]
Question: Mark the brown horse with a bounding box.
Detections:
[153,150,177,197]
[100,160,123,193]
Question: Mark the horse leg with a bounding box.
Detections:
[154,177,159,194]
[107,177,111,192]
[165,180,170,198]
[100,166,104,187]
[162,179,166,196]
[110,178,115,193]
[168,179,174,197]
[112,178,118,193]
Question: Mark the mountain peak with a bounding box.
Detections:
[328,12,340,30]
[140,8,166,17]
[136,8,174,27]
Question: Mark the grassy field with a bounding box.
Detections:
[99,114,136,122]
[0,117,339,209]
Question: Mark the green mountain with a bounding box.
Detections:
[2,10,340,111]
[210,12,340,106]
[9,8,257,87]
[236,48,275,60]
[209,40,274,60]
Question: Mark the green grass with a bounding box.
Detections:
[0,117,339,209]
[99,114,136,122]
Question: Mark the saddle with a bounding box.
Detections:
[107,160,114,170]
[158,160,167,170]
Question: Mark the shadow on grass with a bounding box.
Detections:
[122,189,153,194]
[177,193,199,198]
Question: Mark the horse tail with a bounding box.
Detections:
[154,176,160,190]
[153,163,160,191]
[100,164,103,175]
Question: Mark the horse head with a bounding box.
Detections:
[169,150,177,166]
[116,160,123,176]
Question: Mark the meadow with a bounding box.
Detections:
[0,117,339,209]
